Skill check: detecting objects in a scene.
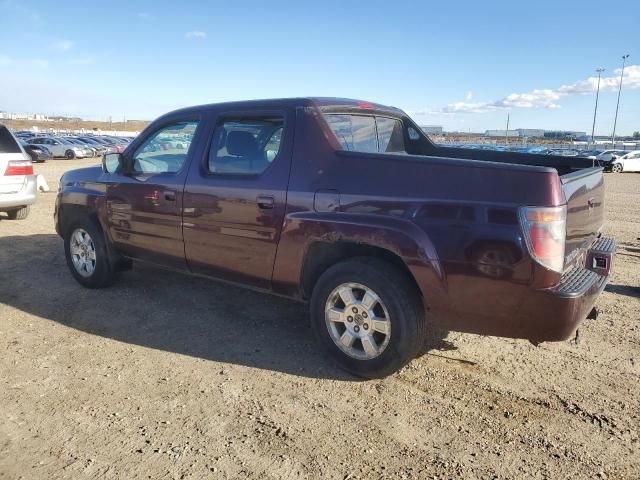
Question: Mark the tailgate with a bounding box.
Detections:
[561,167,605,265]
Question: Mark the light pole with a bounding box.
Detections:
[504,112,510,146]
[590,68,605,146]
[611,54,630,147]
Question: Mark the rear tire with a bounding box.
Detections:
[310,257,425,379]
[6,206,30,220]
[64,218,116,288]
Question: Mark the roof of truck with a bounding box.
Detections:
[161,97,403,118]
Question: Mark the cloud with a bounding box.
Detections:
[53,40,74,51]
[0,54,12,66]
[185,31,207,39]
[30,59,49,69]
[137,12,153,20]
[68,56,95,65]
[415,65,640,115]
[465,91,473,101]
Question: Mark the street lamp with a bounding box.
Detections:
[590,68,605,146]
[611,54,630,147]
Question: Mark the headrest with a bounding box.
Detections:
[226,131,258,157]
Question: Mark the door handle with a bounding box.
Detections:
[164,191,176,202]
[256,195,274,209]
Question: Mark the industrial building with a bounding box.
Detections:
[421,125,443,135]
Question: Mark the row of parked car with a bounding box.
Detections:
[13,131,135,163]
[444,144,638,172]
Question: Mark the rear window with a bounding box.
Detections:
[0,127,22,154]
[208,116,284,175]
[324,114,406,153]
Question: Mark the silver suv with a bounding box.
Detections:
[0,125,36,220]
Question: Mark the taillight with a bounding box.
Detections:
[4,160,34,176]
[519,206,566,273]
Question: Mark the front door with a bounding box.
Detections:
[182,110,293,288]
[105,119,201,269]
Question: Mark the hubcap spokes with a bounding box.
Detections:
[325,283,391,360]
[70,228,96,277]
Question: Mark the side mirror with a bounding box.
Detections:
[102,152,123,174]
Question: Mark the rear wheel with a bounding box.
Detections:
[65,150,76,159]
[612,163,623,173]
[64,218,116,288]
[310,258,425,378]
[6,206,30,220]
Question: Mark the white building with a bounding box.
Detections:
[485,129,519,138]
[421,125,443,135]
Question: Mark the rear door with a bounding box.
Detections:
[104,118,203,269]
[182,108,294,289]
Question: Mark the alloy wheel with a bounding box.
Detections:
[69,228,97,277]
[324,282,391,360]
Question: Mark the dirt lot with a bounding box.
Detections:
[1,159,639,480]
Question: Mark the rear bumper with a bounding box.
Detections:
[515,236,615,342]
[0,175,37,209]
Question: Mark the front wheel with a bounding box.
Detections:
[611,163,623,173]
[310,258,426,378]
[65,150,76,159]
[64,219,116,288]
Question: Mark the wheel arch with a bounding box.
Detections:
[300,240,422,300]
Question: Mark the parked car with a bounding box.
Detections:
[55,98,615,378]
[1,124,36,220]
[28,136,91,159]
[76,136,112,154]
[78,136,121,154]
[610,150,640,173]
[95,136,127,153]
[588,150,628,171]
[62,137,101,157]
[19,139,52,163]
[548,149,580,157]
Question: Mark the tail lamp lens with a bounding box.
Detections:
[5,160,34,176]
[519,206,566,273]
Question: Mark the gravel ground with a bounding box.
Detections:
[1,159,639,480]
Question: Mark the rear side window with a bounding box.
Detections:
[0,127,21,153]
[208,116,284,175]
[324,114,406,153]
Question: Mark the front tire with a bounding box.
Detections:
[611,163,623,173]
[65,150,76,159]
[6,206,30,220]
[64,218,116,288]
[310,258,425,378]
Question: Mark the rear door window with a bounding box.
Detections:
[208,115,284,175]
[0,127,21,153]
[324,114,406,153]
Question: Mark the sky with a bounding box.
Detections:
[0,0,639,135]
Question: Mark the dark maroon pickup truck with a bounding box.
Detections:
[55,98,615,378]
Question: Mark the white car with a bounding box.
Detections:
[591,149,627,162]
[0,125,36,220]
[611,150,640,173]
